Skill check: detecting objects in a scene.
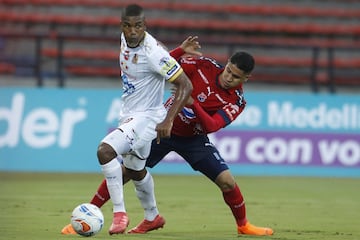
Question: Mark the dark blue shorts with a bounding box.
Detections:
[146,134,229,182]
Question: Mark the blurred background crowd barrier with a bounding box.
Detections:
[0,0,359,92]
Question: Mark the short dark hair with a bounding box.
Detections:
[122,4,144,19]
[230,51,255,74]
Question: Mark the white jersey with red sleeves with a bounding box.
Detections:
[166,56,246,137]
[119,32,183,117]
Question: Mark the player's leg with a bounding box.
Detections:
[125,166,165,234]
[124,137,171,233]
[212,168,273,234]
[99,129,132,234]
[179,135,246,226]
[183,135,273,236]
[123,153,161,221]
[87,160,132,208]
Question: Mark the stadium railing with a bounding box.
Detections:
[1,28,359,92]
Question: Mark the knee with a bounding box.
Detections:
[97,142,117,165]
[218,179,236,192]
[215,171,236,191]
[125,167,147,181]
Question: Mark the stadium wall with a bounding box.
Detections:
[1,87,359,178]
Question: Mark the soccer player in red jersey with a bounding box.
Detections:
[62,36,273,236]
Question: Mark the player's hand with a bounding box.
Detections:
[180,36,202,56]
[155,120,173,144]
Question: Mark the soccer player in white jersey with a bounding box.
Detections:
[98,4,192,235]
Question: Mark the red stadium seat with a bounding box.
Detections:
[0,63,16,74]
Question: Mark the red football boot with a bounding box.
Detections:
[108,212,129,235]
[128,214,165,234]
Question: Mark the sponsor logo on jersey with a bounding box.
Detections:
[122,74,135,95]
[182,107,196,119]
[177,112,191,124]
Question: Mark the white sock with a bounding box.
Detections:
[133,171,159,221]
[101,159,125,213]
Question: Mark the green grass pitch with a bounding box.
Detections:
[0,172,359,240]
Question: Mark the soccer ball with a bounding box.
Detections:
[70,203,104,237]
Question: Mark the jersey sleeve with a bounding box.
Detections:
[147,44,183,82]
[169,47,185,60]
[192,96,246,133]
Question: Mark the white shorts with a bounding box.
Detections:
[102,111,166,171]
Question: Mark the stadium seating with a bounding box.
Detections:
[0,0,359,90]
[0,10,359,37]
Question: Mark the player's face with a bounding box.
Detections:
[219,62,250,89]
[121,16,146,48]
